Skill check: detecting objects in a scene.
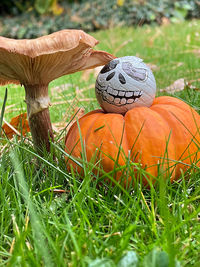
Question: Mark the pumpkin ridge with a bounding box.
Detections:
[84,112,105,142]
[168,109,200,164]
[153,96,197,113]
[150,104,178,174]
[87,113,129,176]
[65,109,104,145]
[124,105,178,181]
[151,102,200,144]
[151,101,200,180]
[65,111,104,166]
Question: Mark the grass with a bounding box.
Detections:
[0,20,200,266]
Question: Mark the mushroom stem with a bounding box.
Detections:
[28,108,54,152]
[24,84,53,152]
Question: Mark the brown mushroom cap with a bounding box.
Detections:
[0,29,114,85]
[0,29,115,152]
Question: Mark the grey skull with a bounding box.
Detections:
[95,56,156,114]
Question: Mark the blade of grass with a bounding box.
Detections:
[10,149,53,267]
[0,88,8,134]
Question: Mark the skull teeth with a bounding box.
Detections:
[118,91,125,97]
[125,92,133,97]
[127,99,134,104]
[114,98,121,104]
[107,86,118,96]
[96,84,143,106]
[120,98,127,105]
[107,95,114,102]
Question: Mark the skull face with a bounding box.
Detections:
[95,56,156,114]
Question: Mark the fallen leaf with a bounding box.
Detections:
[193,49,200,57]
[2,113,30,139]
[160,78,196,93]
[189,78,200,83]
[146,63,159,71]
[160,78,185,93]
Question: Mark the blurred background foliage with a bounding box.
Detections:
[0,0,199,39]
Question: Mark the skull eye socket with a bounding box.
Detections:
[118,73,126,84]
[106,71,115,81]
[100,60,119,74]
[122,62,147,82]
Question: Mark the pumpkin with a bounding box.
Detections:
[65,96,200,186]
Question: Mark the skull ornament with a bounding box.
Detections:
[95,56,156,114]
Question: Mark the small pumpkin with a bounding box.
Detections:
[65,57,200,186]
[65,96,200,185]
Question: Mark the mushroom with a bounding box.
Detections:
[0,29,114,152]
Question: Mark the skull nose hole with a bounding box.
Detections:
[119,73,126,84]
[106,71,115,81]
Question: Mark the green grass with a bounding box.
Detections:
[0,20,200,266]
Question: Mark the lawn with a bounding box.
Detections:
[0,20,200,266]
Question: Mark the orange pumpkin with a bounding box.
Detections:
[65,96,200,186]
